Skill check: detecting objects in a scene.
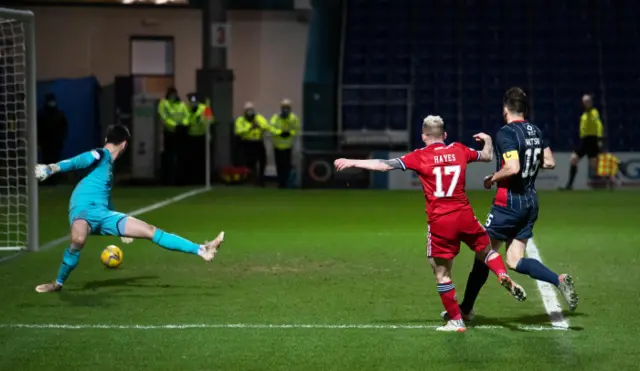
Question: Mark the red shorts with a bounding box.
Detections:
[427,208,490,260]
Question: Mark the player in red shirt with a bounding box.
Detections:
[334,115,526,332]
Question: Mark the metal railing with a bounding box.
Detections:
[338,84,413,150]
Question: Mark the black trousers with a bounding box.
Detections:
[187,135,206,185]
[163,128,190,185]
[162,130,175,185]
[162,130,179,185]
[242,141,266,186]
[274,148,292,188]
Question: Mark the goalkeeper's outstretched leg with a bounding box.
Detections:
[35,215,224,293]
[121,216,224,262]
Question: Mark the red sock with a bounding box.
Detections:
[437,282,461,320]
[485,250,508,277]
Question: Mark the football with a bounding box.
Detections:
[100,245,123,269]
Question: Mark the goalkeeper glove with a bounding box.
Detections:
[34,164,57,182]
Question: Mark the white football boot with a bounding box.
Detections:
[35,281,62,293]
[436,319,467,332]
[200,231,225,262]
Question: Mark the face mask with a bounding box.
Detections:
[245,110,255,120]
[280,109,290,117]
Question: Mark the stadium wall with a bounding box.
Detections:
[227,10,308,176]
[228,10,307,120]
[29,6,202,97]
[372,152,640,190]
[29,7,306,119]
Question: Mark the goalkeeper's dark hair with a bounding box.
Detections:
[503,87,529,116]
[106,125,131,145]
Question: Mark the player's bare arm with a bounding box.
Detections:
[542,147,555,169]
[473,132,493,162]
[484,151,520,189]
[334,158,403,172]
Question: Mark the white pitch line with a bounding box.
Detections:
[0,187,210,263]
[526,239,570,329]
[0,323,567,331]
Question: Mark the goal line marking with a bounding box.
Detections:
[526,239,569,329]
[0,323,567,331]
[0,187,210,263]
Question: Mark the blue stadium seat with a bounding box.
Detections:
[342,106,363,131]
[341,0,639,150]
[388,106,408,130]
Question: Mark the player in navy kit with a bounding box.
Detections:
[452,88,578,321]
[335,115,526,332]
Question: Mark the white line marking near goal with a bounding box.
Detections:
[526,239,569,329]
[0,187,210,263]
[0,323,567,331]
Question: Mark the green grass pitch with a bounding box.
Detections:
[1,186,639,370]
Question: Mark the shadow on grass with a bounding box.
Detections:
[473,311,586,331]
[13,278,157,309]
[67,275,218,291]
[17,275,221,309]
[58,291,117,308]
[73,275,160,291]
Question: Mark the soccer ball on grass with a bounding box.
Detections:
[101,245,123,268]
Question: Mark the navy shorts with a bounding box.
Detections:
[485,205,539,241]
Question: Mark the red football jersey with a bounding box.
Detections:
[397,142,480,219]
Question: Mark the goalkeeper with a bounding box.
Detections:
[33,125,225,293]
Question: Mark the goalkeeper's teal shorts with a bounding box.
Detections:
[69,206,128,236]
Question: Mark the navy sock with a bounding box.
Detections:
[567,165,577,188]
[515,258,560,286]
[459,259,490,314]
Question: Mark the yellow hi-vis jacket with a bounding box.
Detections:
[234,114,274,141]
[158,99,190,132]
[188,104,214,137]
[270,113,300,150]
[580,108,603,138]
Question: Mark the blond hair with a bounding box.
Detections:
[422,115,445,137]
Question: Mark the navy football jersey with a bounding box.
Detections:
[493,120,546,209]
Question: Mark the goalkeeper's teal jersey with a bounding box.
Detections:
[65,148,113,211]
